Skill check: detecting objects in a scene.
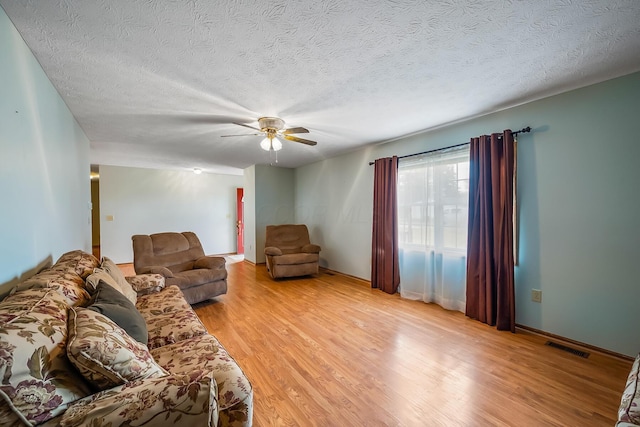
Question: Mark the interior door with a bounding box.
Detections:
[236,188,244,254]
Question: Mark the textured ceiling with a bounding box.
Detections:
[2,0,640,175]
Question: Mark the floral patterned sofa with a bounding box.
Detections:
[618,354,640,426]
[0,250,252,426]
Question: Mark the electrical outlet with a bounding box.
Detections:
[531,289,542,303]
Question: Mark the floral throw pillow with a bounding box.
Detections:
[619,353,640,424]
[67,307,167,391]
[0,288,92,425]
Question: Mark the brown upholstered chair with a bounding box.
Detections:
[132,232,227,304]
[264,224,321,279]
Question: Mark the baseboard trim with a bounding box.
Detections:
[319,267,370,287]
[516,324,634,362]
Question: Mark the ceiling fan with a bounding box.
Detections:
[221,117,317,152]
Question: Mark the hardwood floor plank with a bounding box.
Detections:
[184,261,631,426]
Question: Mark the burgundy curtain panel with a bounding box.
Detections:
[371,156,400,294]
[465,130,516,332]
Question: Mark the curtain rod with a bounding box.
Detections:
[368,126,531,165]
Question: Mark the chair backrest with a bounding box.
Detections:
[265,224,311,254]
[132,232,205,273]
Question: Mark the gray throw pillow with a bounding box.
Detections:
[87,281,148,345]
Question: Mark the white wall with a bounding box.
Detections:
[99,165,243,263]
[0,9,92,295]
[295,72,640,357]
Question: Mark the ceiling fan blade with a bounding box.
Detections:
[221,133,262,137]
[233,122,261,131]
[284,135,317,146]
[282,127,309,135]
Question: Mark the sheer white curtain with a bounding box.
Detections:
[397,145,470,312]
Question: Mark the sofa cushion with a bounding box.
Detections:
[51,250,100,280]
[270,252,319,265]
[619,354,640,424]
[151,335,252,419]
[67,307,167,391]
[100,257,137,304]
[12,269,90,306]
[168,268,227,289]
[60,370,218,427]
[87,282,148,344]
[136,286,208,349]
[0,288,92,425]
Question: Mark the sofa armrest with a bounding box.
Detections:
[60,371,218,427]
[264,246,282,256]
[137,265,174,278]
[126,274,166,296]
[302,244,321,254]
[194,256,226,270]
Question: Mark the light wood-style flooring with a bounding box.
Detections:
[124,260,633,426]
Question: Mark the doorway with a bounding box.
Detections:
[236,188,244,254]
[90,165,100,259]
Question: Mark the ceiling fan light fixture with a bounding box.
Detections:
[260,137,271,151]
[272,137,282,151]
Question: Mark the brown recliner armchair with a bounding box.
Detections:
[264,224,321,279]
[132,232,227,304]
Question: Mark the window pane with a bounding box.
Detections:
[398,145,469,253]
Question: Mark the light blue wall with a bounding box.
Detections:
[242,164,295,264]
[254,165,295,264]
[99,165,243,263]
[243,165,257,262]
[0,9,92,294]
[295,72,640,356]
[295,147,375,277]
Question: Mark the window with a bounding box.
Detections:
[397,145,470,311]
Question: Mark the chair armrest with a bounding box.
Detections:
[137,265,174,278]
[264,246,283,256]
[302,244,321,253]
[60,371,218,427]
[126,274,166,296]
[194,256,226,270]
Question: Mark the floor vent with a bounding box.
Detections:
[325,271,335,276]
[545,341,590,358]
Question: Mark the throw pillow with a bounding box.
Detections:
[101,257,137,304]
[0,289,92,424]
[85,269,121,294]
[87,282,148,344]
[67,307,168,391]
